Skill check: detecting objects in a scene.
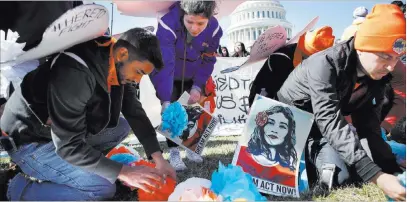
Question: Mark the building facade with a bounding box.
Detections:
[226,0,294,53]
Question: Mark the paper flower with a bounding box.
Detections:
[380,129,406,168]
[1,29,26,63]
[106,144,176,201]
[255,111,268,127]
[106,144,140,159]
[161,102,188,138]
[168,178,220,201]
[133,160,176,201]
[210,162,267,201]
[387,140,406,168]
[110,153,140,165]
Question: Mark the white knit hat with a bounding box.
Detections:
[353,6,368,19]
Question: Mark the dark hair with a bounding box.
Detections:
[113,28,163,70]
[232,42,250,57]
[221,46,230,57]
[217,45,222,54]
[181,105,203,140]
[247,105,298,171]
[392,1,406,13]
[392,1,404,7]
[180,0,217,19]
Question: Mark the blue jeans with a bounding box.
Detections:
[7,117,131,201]
[307,137,356,187]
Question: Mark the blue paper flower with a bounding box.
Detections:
[387,140,406,167]
[161,102,188,138]
[298,153,309,193]
[110,153,140,165]
[210,162,267,201]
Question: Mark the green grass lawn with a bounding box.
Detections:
[123,135,387,201]
[0,135,388,201]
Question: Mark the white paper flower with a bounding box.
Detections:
[1,29,26,63]
[0,59,39,99]
[168,178,222,201]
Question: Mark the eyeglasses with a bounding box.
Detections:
[375,52,403,62]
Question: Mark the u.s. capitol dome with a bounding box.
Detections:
[226,0,294,52]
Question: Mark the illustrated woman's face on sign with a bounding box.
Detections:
[187,119,198,138]
[182,106,203,140]
[263,113,289,146]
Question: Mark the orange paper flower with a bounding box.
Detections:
[132,160,176,201]
[106,145,134,159]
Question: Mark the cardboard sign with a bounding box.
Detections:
[156,92,218,155]
[2,4,109,66]
[220,16,320,74]
[232,95,314,197]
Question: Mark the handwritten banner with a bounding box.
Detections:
[6,4,109,66]
[211,57,265,135]
[51,7,107,37]
[246,26,287,65]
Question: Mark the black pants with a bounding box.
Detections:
[166,80,194,148]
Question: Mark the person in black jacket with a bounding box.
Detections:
[1,28,176,200]
[276,4,405,201]
[249,26,335,106]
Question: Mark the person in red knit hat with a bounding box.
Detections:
[276,4,405,200]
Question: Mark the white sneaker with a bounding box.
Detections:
[169,148,187,171]
[186,149,203,163]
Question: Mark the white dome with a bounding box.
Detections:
[225,0,294,53]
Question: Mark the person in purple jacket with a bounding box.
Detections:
[150,1,222,171]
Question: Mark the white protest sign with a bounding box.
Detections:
[244,25,287,67]
[139,75,162,128]
[220,25,287,73]
[2,4,109,66]
[212,57,265,135]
